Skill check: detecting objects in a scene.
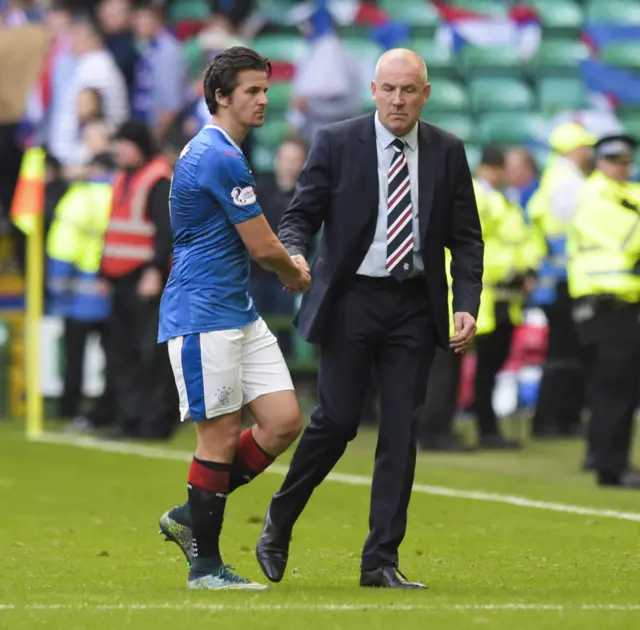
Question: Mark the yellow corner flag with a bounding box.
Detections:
[11,147,46,439]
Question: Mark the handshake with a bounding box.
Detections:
[278,254,311,294]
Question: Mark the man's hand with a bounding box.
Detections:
[450,312,477,354]
[138,267,163,300]
[279,256,311,294]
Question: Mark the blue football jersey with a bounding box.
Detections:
[158,125,262,343]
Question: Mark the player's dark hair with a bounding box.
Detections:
[203,46,272,115]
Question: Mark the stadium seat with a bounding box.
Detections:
[620,115,640,140]
[265,82,292,110]
[601,43,640,71]
[585,0,640,25]
[253,119,291,149]
[340,37,384,62]
[528,0,583,36]
[447,0,508,16]
[464,144,481,171]
[253,35,308,63]
[169,0,211,21]
[252,144,275,174]
[460,46,524,79]
[427,114,475,143]
[379,0,439,26]
[468,78,535,113]
[538,77,590,114]
[475,112,548,146]
[426,78,470,113]
[532,40,590,75]
[409,39,457,79]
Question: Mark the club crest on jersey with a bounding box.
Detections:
[231,185,257,207]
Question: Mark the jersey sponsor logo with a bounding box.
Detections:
[231,185,257,207]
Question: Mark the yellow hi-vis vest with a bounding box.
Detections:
[567,171,640,303]
[474,179,541,336]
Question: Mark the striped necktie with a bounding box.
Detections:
[386,139,414,280]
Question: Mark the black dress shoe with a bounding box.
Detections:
[360,566,427,590]
[598,470,640,489]
[255,510,291,583]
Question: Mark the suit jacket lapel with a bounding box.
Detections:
[418,122,437,239]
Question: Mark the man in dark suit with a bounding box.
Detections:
[256,49,484,589]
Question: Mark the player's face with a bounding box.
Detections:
[228,70,269,129]
[372,59,430,137]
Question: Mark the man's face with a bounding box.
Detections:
[505,150,533,188]
[221,70,269,129]
[99,0,131,34]
[113,139,144,169]
[133,9,158,42]
[275,142,306,181]
[599,155,633,183]
[575,145,595,172]
[372,58,430,136]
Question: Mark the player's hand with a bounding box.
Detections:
[280,265,311,294]
[450,312,477,354]
[138,267,163,300]
[291,255,310,273]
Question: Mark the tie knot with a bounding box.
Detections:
[392,139,405,153]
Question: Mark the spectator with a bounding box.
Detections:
[288,2,362,143]
[131,0,189,142]
[251,138,307,356]
[97,0,139,100]
[50,11,129,169]
[505,148,540,211]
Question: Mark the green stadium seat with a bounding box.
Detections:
[620,116,640,140]
[601,43,640,71]
[409,39,457,79]
[468,78,535,113]
[265,82,292,110]
[253,119,291,149]
[447,0,507,16]
[464,144,481,171]
[426,78,470,113]
[532,40,590,75]
[586,0,640,25]
[252,144,275,174]
[427,114,475,143]
[169,0,211,21]
[475,112,548,146]
[460,46,524,79]
[341,37,383,62]
[253,35,308,63]
[256,0,299,24]
[379,0,439,26]
[527,0,584,35]
[538,77,590,114]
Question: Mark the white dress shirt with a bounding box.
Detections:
[357,113,423,277]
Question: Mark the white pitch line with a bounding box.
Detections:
[33,432,640,524]
[1,603,640,612]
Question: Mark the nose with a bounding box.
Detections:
[259,90,269,107]
[392,88,404,107]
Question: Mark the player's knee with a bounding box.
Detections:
[274,410,303,446]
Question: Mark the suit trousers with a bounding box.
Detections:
[108,270,179,438]
[577,304,640,476]
[532,281,585,435]
[269,275,436,571]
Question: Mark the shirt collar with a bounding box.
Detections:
[374,112,418,151]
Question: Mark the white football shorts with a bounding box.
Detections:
[167,317,294,422]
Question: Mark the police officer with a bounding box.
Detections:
[567,134,640,488]
[528,123,595,438]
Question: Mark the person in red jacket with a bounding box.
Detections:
[101,119,177,439]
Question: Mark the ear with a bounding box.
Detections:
[215,88,230,109]
[423,83,432,105]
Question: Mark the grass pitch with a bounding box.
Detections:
[1,419,639,630]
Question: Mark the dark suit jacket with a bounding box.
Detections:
[278,113,484,348]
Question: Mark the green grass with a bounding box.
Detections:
[1,419,640,629]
